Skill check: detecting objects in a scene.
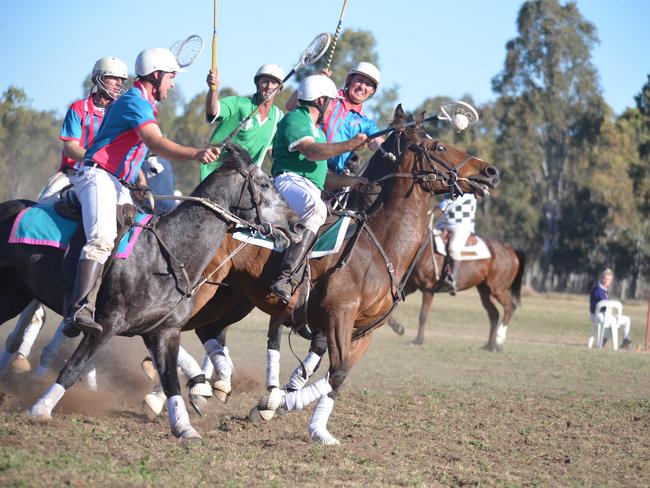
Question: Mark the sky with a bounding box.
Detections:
[1,0,648,118]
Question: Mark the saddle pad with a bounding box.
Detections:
[9,204,152,260]
[232,215,351,258]
[433,233,492,261]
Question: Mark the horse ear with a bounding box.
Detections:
[393,104,406,126]
[416,111,425,124]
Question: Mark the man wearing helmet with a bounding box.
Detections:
[202,64,285,178]
[287,62,386,174]
[65,48,220,337]
[0,56,130,374]
[269,75,368,302]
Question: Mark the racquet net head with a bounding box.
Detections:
[300,33,331,67]
[171,35,204,68]
[440,101,479,125]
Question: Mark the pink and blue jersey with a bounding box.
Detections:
[321,89,379,173]
[84,82,157,184]
[59,95,105,171]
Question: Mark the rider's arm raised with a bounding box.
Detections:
[138,124,219,163]
[205,70,221,123]
[294,133,367,162]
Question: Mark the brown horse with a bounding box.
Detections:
[387,228,525,351]
[182,106,500,445]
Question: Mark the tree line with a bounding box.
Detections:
[1,0,648,297]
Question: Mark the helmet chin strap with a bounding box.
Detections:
[140,72,164,102]
[301,97,331,125]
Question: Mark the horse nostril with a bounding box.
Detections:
[484,165,499,178]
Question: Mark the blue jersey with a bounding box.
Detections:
[85,82,157,184]
[321,90,379,173]
[589,282,608,314]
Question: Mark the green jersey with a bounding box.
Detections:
[200,95,283,181]
[271,106,328,190]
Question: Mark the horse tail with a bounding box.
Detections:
[511,248,526,308]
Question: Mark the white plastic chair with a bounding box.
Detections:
[589,300,630,350]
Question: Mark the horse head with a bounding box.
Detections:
[195,143,303,248]
[366,105,499,200]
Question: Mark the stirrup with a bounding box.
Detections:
[70,307,103,337]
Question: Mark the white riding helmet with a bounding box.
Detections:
[297,75,338,102]
[135,48,184,77]
[92,56,128,80]
[348,61,381,87]
[254,64,286,85]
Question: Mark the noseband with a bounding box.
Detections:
[235,165,274,236]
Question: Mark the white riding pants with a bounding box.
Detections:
[273,172,327,235]
[448,226,472,260]
[71,166,133,264]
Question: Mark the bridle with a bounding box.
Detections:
[233,164,275,237]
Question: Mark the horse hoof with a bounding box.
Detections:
[11,354,31,374]
[141,357,158,382]
[249,406,275,424]
[409,337,424,346]
[212,379,231,403]
[179,427,202,441]
[143,391,166,421]
[309,428,340,446]
[258,387,284,411]
[189,395,208,417]
[29,412,52,423]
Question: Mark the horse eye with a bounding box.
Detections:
[260,182,270,189]
[436,144,446,152]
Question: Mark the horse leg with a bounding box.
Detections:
[4,302,45,374]
[307,333,373,446]
[0,287,35,375]
[411,290,435,345]
[490,288,514,353]
[477,283,500,352]
[35,320,69,377]
[285,328,327,391]
[143,328,201,441]
[266,316,282,390]
[201,327,233,403]
[387,317,405,336]
[29,331,111,421]
[177,346,212,416]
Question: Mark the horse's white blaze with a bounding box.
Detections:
[29,383,65,418]
[285,351,321,391]
[496,324,508,346]
[266,349,281,389]
[308,396,340,446]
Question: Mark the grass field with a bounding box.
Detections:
[1,290,650,487]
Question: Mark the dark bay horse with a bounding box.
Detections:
[179,106,500,445]
[0,145,301,440]
[387,232,525,350]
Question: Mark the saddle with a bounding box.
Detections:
[432,228,491,261]
[54,188,137,229]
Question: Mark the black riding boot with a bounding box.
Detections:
[270,230,317,303]
[63,259,104,337]
[447,259,460,296]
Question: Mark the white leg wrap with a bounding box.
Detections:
[177,346,204,381]
[496,324,508,346]
[37,321,68,376]
[167,395,200,439]
[308,395,339,445]
[16,308,45,358]
[284,377,332,412]
[266,349,281,389]
[143,384,167,419]
[30,383,65,418]
[201,353,214,379]
[205,339,233,380]
[286,351,321,391]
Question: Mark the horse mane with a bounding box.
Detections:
[190,142,254,198]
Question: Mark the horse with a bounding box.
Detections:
[387,230,525,350]
[177,105,501,445]
[0,144,302,440]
